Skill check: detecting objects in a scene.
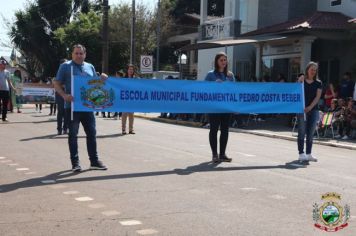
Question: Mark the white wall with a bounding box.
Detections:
[318,0,356,18]
[197,47,234,80]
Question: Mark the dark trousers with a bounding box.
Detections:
[50,103,57,114]
[56,99,68,132]
[209,114,231,155]
[0,90,10,120]
[67,109,98,166]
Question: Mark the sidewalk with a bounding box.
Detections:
[135,113,356,151]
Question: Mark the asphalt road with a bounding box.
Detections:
[1,107,356,236]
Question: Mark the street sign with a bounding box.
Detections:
[140,55,153,74]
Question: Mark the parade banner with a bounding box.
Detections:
[73,76,304,114]
[16,83,55,104]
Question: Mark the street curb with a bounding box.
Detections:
[134,115,356,151]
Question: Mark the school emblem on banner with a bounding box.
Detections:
[313,192,350,232]
[80,79,115,109]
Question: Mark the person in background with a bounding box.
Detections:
[205,52,235,163]
[56,59,69,135]
[121,64,137,135]
[33,77,43,113]
[333,98,346,139]
[328,99,340,113]
[112,70,124,120]
[10,69,22,113]
[297,62,322,162]
[339,72,354,99]
[47,77,57,116]
[0,60,16,122]
[336,98,355,140]
[324,82,337,110]
[277,73,286,82]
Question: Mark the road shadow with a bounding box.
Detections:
[0,119,56,125]
[20,133,123,141]
[0,160,305,193]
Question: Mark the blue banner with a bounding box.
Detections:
[73,76,304,114]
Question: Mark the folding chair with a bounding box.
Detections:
[246,113,259,126]
[320,112,335,138]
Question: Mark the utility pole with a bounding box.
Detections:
[156,0,161,72]
[130,0,136,65]
[102,0,109,74]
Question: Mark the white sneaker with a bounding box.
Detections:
[306,154,318,162]
[298,153,308,161]
[341,135,349,140]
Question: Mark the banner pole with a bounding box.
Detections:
[71,66,74,121]
[301,82,306,121]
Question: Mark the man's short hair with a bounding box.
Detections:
[72,44,86,53]
[344,72,352,78]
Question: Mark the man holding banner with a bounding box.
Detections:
[54,44,107,172]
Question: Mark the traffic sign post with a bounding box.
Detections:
[140,55,153,74]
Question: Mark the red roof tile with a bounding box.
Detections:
[242,11,352,36]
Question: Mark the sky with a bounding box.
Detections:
[0,0,156,57]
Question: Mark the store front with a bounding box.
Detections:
[260,39,302,81]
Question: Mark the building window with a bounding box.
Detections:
[331,0,341,6]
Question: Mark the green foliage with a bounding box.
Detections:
[10,0,97,78]
[108,3,157,74]
[55,11,102,70]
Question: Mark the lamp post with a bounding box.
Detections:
[156,0,161,72]
[102,0,109,74]
[130,0,136,65]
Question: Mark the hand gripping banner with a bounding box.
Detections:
[73,76,304,114]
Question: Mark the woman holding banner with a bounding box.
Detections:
[121,64,137,135]
[205,52,235,163]
[297,62,322,162]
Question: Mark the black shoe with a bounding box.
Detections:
[219,154,232,162]
[72,164,82,172]
[57,130,62,135]
[122,131,127,135]
[129,130,135,134]
[63,129,68,135]
[90,160,107,170]
[212,154,219,163]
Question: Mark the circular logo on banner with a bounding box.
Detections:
[142,57,152,68]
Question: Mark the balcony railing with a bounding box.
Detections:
[199,17,241,41]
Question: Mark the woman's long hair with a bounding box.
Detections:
[14,70,22,81]
[305,61,319,80]
[126,64,135,78]
[214,52,228,76]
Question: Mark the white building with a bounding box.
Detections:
[194,0,356,83]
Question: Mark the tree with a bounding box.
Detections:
[9,0,99,78]
[108,3,157,74]
[55,11,102,71]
